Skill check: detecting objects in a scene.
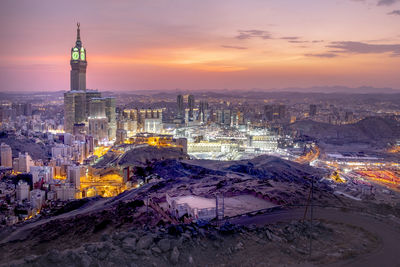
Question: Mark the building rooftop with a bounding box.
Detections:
[173,195,215,210]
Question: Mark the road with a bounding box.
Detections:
[0,184,149,244]
[230,207,400,267]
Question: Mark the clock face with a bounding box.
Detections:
[80,52,85,61]
[72,51,79,60]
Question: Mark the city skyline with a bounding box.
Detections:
[0,2,400,264]
[1,0,400,92]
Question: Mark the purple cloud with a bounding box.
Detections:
[328,41,400,56]
[236,30,272,40]
[221,45,248,50]
[281,36,300,40]
[377,0,400,6]
[388,10,400,15]
[289,40,308,44]
[304,53,338,58]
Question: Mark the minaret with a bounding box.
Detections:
[70,22,87,91]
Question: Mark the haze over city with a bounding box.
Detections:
[1,0,400,92]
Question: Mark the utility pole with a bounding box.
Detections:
[216,194,225,226]
[146,195,150,224]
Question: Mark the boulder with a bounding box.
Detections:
[158,239,171,252]
[235,241,244,251]
[122,237,137,251]
[151,247,162,254]
[170,246,180,264]
[137,235,154,250]
[188,255,194,264]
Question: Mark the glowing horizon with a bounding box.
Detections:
[0,0,400,92]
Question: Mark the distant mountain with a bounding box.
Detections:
[263,86,399,94]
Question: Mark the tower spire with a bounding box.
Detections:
[75,22,82,47]
[77,22,81,42]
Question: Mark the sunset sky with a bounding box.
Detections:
[0,0,399,92]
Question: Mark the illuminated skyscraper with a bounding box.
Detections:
[88,118,108,143]
[67,165,81,190]
[64,23,116,141]
[64,23,88,133]
[64,91,86,133]
[70,23,87,91]
[88,98,106,119]
[104,97,117,140]
[0,143,12,168]
[88,98,108,142]
[85,90,102,116]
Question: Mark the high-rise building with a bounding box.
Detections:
[264,104,286,121]
[30,189,46,209]
[277,105,286,119]
[310,104,317,116]
[116,129,127,144]
[223,109,231,126]
[198,100,209,123]
[11,103,32,117]
[85,90,102,116]
[0,143,12,168]
[88,118,108,143]
[16,181,30,202]
[70,23,87,91]
[64,91,87,133]
[13,152,34,173]
[216,109,231,126]
[64,23,88,133]
[188,95,195,121]
[88,98,106,119]
[104,97,116,140]
[67,165,81,190]
[30,166,53,184]
[64,24,115,141]
[54,184,76,201]
[177,95,184,119]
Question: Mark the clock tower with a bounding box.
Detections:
[70,23,87,91]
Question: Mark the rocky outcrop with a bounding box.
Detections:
[289,116,400,148]
[10,219,376,267]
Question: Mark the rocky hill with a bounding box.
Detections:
[182,155,326,183]
[118,146,189,167]
[0,132,50,160]
[93,145,189,169]
[289,117,400,148]
[0,153,394,266]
